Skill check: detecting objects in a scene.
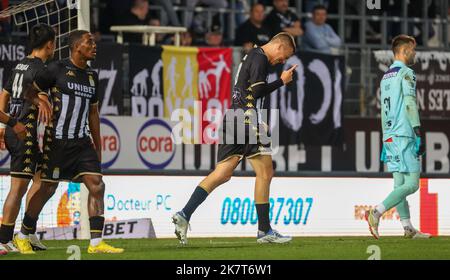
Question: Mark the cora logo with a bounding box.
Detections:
[137,119,175,169]
[100,118,120,169]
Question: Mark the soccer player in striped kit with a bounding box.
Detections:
[173,32,297,244]
[14,30,123,254]
[0,24,54,255]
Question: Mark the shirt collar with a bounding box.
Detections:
[392,60,406,68]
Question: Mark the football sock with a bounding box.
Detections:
[90,238,102,246]
[89,216,105,241]
[182,186,209,221]
[374,204,385,218]
[382,172,420,211]
[256,203,271,233]
[0,223,15,244]
[401,219,414,230]
[392,173,412,220]
[20,213,37,236]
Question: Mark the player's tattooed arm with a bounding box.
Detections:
[88,103,102,162]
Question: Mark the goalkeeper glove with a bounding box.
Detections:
[414,126,426,156]
[380,143,387,162]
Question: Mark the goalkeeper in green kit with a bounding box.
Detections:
[365,35,430,239]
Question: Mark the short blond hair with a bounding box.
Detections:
[392,34,416,54]
[270,32,296,52]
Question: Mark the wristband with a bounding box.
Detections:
[7,117,17,127]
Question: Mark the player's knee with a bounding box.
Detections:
[6,191,25,205]
[38,182,58,199]
[220,171,233,184]
[46,184,58,198]
[406,183,419,195]
[13,186,28,199]
[90,180,105,198]
[257,167,274,182]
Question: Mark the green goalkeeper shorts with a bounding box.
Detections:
[384,135,421,173]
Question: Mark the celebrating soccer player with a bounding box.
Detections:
[173,32,297,244]
[14,30,123,254]
[0,24,55,255]
[365,35,430,239]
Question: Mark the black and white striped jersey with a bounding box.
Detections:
[3,56,46,129]
[34,59,99,140]
[231,47,269,125]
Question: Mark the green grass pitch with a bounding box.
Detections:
[2,237,450,260]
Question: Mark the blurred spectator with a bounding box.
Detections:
[149,17,165,44]
[304,0,329,13]
[385,0,404,43]
[384,0,436,45]
[120,0,160,44]
[181,29,194,46]
[152,0,181,26]
[345,0,381,43]
[408,0,436,45]
[185,0,228,34]
[205,24,224,47]
[121,0,151,25]
[235,0,251,27]
[161,29,195,46]
[264,0,303,39]
[302,4,341,54]
[99,0,131,34]
[234,3,271,52]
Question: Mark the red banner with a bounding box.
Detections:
[197,48,232,144]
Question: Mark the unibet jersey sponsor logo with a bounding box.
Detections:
[100,118,120,169]
[136,119,175,169]
[67,82,96,99]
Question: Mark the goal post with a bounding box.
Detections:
[75,0,91,241]
[76,0,89,32]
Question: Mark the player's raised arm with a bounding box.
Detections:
[249,32,297,99]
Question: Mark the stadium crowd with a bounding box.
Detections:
[1,0,448,50]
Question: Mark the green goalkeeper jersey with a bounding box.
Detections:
[380,60,417,141]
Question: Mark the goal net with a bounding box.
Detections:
[0,0,89,59]
[0,0,90,239]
